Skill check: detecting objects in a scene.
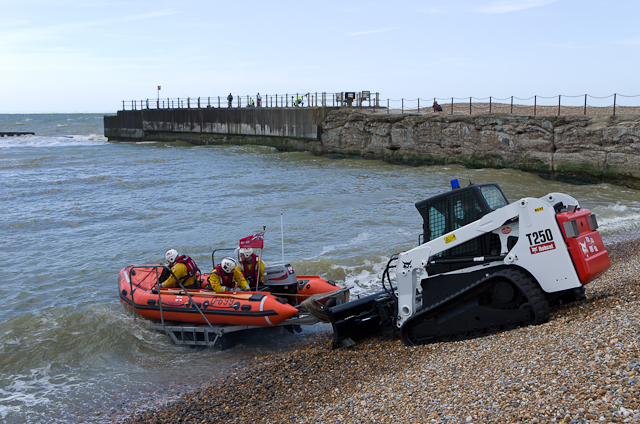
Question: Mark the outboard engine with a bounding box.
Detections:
[263,263,299,304]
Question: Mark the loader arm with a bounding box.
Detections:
[395,193,582,328]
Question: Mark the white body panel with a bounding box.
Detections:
[395,193,582,328]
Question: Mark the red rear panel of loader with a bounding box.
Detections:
[557,209,610,284]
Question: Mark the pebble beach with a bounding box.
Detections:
[123,239,640,424]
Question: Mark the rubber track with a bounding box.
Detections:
[400,267,550,346]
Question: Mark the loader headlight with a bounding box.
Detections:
[563,220,580,238]
[587,214,599,231]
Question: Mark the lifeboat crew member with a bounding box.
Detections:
[238,248,265,289]
[159,249,200,289]
[207,257,251,292]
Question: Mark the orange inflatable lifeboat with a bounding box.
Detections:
[118,265,299,327]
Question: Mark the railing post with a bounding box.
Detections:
[387,98,389,114]
[146,99,149,109]
[613,93,617,116]
[584,94,587,115]
[122,100,125,111]
[178,98,180,108]
[167,98,169,109]
[558,95,561,116]
[157,98,159,109]
[402,98,404,114]
[489,97,492,113]
[469,97,472,115]
[286,94,288,107]
[451,97,453,114]
[511,96,513,114]
[418,98,420,113]
[534,95,537,116]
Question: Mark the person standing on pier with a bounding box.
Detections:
[257,93,262,107]
[227,93,233,108]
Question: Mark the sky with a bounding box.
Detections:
[1,0,639,113]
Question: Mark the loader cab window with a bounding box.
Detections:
[481,185,508,210]
[428,207,446,240]
[425,191,481,241]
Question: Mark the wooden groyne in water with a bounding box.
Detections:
[0,132,35,136]
[104,108,640,189]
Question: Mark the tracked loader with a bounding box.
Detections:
[327,180,610,347]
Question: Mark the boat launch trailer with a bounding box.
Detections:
[148,287,351,349]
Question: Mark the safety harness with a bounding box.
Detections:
[241,255,261,285]
[213,264,236,289]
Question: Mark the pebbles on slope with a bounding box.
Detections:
[123,240,640,424]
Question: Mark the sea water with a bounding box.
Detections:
[1,113,640,423]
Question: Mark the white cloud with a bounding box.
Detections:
[346,27,398,36]
[616,36,640,46]
[417,7,443,14]
[122,10,183,21]
[474,0,556,14]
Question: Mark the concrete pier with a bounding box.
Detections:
[104,107,336,144]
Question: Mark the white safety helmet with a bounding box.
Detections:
[221,257,236,274]
[165,249,178,265]
[239,248,253,259]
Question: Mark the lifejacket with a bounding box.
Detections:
[214,264,236,288]
[240,255,260,285]
[174,254,200,277]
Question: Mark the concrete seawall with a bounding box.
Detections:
[104,108,640,189]
[104,107,333,141]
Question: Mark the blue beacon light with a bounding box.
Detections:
[451,179,460,189]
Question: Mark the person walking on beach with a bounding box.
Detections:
[227,93,233,108]
[158,249,201,289]
[206,257,251,292]
[257,93,262,107]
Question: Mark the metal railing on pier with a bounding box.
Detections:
[121,92,640,117]
[122,92,381,111]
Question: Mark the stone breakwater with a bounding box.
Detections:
[319,111,640,189]
[104,109,640,189]
[122,240,640,424]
